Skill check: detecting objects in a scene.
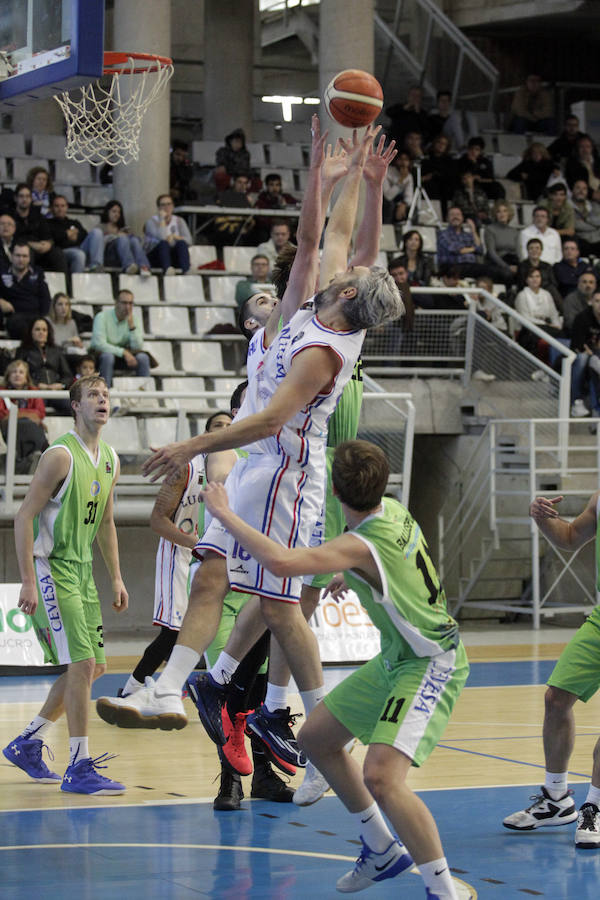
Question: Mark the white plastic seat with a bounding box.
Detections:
[374,251,388,269]
[44,272,67,296]
[79,185,114,207]
[111,376,160,410]
[206,276,239,305]
[191,140,222,166]
[70,302,94,321]
[380,225,398,253]
[180,341,229,375]
[0,133,25,157]
[496,134,528,157]
[12,158,47,182]
[119,274,160,304]
[402,224,437,253]
[194,307,237,336]
[492,153,521,179]
[0,158,6,179]
[148,306,191,337]
[53,184,75,203]
[77,213,101,233]
[145,341,177,373]
[267,143,304,168]
[246,142,266,167]
[54,160,94,185]
[31,134,67,159]
[101,416,141,453]
[189,245,219,270]
[223,246,257,273]
[163,275,206,305]
[71,273,114,302]
[145,417,180,447]
[210,377,241,407]
[161,376,211,412]
[519,203,535,226]
[43,417,68,445]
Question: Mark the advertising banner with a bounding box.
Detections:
[0,584,45,667]
[309,589,379,663]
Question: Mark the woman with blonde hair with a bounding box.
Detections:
[47,293,87,367]
[0,359,48,472]
[484,200,520,283]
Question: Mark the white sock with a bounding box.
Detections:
[545,771,568,799]
[155,645,199,695]
[123,675,144,696]
[208,651,239,685]
[21,715,53,740]
[299,686,325,717]
[351,802,395,853]
[69,736,89,765]
[419,858,458,900]
[264,682,288,712]
[585,785,600,807]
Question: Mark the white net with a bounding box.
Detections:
[54,56,173,166]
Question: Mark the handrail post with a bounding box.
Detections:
[401,398,415,505]
[462,297,475,387]
[489,421,496,534]
[529,419,540,629]
[559,353,573,473]
[4,402,18,506]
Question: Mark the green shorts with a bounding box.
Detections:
[323,642,469,767]
[547,605,600,702]
[204,589,267,675]
[32,557,104,665]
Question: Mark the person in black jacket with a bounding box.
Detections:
[47,195,103,274]
[12,184,67,272]
[16,317,73,414]
[0,242,51,339]
[569,291,600,417]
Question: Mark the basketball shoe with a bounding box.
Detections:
[575,803,600,848]
[2,736,61,783]
[213,768,243,811]
[61,752,125,795]
[293,761,329,806]
[219,708,252,776]
[246,705,306,773]
[503,786,578,830]
[186,672,227,745]
[336,836,413,892]
[96,677,187,730]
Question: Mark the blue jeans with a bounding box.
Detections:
[147,239,190,272]
[64,229,104,272]
[570,352,600,411]
[105,234,150,269]
[98,351,151,387]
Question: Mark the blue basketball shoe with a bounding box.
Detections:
[3,735,61,783]
[61,752,126,795]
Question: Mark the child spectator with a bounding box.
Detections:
[0,359,48,472]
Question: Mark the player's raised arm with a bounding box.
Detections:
[350,132,397,267]
[530,491,598,551]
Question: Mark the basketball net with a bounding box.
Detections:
[54,54,173,166]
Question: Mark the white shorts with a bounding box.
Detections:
[153,541,192,630]
[195,453,324,603]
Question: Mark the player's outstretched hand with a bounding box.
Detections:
[323,573,349,602]
[113,580,129,612]
[321,138,349,186]
[17,583,38,617]
[309,114,328,169]
[339,124,381,169]
[529,495,563,520]
[142,441,195,483]
[363,132,397,185]
[200,481,231,519]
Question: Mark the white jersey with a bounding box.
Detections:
[236,307,365,473]
[246,327,268,384]
[153,454,204,629]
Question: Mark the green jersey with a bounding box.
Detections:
[33,431,117,563]
[327,357,363,448]
[344,496,460,663]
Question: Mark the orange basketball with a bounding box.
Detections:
[324,69,383,128]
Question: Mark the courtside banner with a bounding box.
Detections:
[0,584,45,667]
[309,590,379,663]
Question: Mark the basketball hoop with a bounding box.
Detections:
[54,51,173,166]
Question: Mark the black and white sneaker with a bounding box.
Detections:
[246,705,306,773]
[503,786,578,830]
[575,803,600,849]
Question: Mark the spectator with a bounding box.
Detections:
[47,195,103,274]
[403,130,424,162]
[562,271,597,339]
[47,292,87,367]
[485,200,520,283]
[396,230,433,288]
[510,74,555,134]
[26,166,55,217]
[565,135,600,199]
[387,259,416,326]
[451,170,490,229]
[0,242,51,339]
[213,173,257,246]
[571,179,600,256]
[516,237,562,306]
[16,317,72,414]
[213,128,251,193]
[382,152,414,224]
[74,354,97,380]
[458,137,504,201]
[474,275,507,332]
[515,267,562,359]
[0,359,48,473]
[90,289,150,387]
[256,222,292,270]
[169,139,194,203]
[518,206,562,264]
[426,90,465,151]
[539,183,575,238]
[420,134,458,216]
[12,183,66,272]
[435,264,469,310]
[548,114,585,164]
[0,212,16,268]
[234,255,275,307]
[143,194,191,274]
[98,200,151,275]
[507,143,555,201]
[436,205,486,278]
[570,290,600,417]
[554,238,592,299]
[254,173,297,242]
[385,85,429,150]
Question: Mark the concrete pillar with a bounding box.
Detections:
[203,0,254,141]
[12,97,64,138]
[112,0,171,235]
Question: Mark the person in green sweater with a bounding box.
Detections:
[90,288,150,386]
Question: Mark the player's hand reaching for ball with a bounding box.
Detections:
[529,495,563,520]
[143,440,196,483]
[200,481,230,519]
[309,114,329,170]
[362,132,397,186]
[17,583,38,617]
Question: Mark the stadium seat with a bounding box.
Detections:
[101,416,142,453]
[163,275,206,305]
[223,246,256,273]
[145,341,178,373]
[144,417,180,447]
[54,160,94,185]
[161,377,212,412]
[148,306,191,337]
[189,245,219,270]
[496,133,528,157]
[79,185,114,207]
[12,158,47,182]
[191,139,222,166]
[492,153,522,179]
[43,417,68,445]
[211,376,241,407]
[246,142,266,167]
[180,341,230,375]
[380,225,398,253]
[0,133,25,157]
[44,272,67,296]
[111,376,160,410]
[53,184,76,203]
[267,143,304,168]
[70,302,94,322]
[77,213,101,233]
[194,306,237,335]
[205,276,239,305]
[0,158,7,179]
[31,134,67,159]
[71,273,113,302]
[119,274,160,304]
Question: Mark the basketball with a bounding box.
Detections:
[324,69,383,128]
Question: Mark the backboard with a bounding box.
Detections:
[0,0,104,109]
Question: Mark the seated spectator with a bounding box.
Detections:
[548,114,584,165]
[507,143,555,201]
[387,260,415,327]
[516,237,562,307]
[26,166,55,217]
[571,179,600,256]
[426,90,465,151]
[0,359,48,473]
[395,230,433,287]
[143,194,191,274]
[98,200,151,275]
[562,270,597,339]
[256,221,292,270]
[235,255,275,307]
[386,85,429,150]
[420,134,458,216]
[403,131,424,162]
[485,200,520,283]
[12,183,66,273]
[213,173,257,246]
[47,292,87,368]
[553,238,592,299]
[510,74,555,134]
[74,354,97,381]
[569,290,600,417]
[213,128,251,193]
[382,152,414,224]
[0,242,51,339]
[458,137,504,201]
[434,264,470,311]
[47,195,103,274]
[16,317,72,414]
[436,205,487,279]
[518,206,562,264]
[565,135,600,200]
[254,173,298,242]
[451,170,490,229]
[539,183,575,238]
[90,289,150,387]
[169,140,195,204]
[515,267,562,360]
[0,212,16,268]
[474,275,508,332]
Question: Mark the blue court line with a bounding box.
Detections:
[437,742,592,778]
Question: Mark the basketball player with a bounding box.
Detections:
[503,491,600,848]
[2,376,127,795]
[200,440,469,900]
